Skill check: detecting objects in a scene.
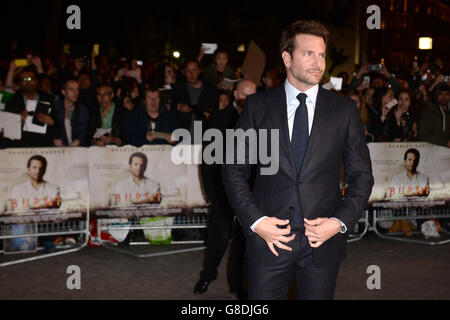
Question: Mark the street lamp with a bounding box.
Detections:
[418,37,433,50]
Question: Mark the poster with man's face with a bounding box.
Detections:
[0,148,89,224]
[367,142,450,206]
[88,145,208,219]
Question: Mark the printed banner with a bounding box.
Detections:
[367,142,450,208]
[0,148,89,224]
[88,145,209,218]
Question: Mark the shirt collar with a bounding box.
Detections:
[284,79,319,107]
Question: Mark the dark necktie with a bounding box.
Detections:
[291,92,309,224]
[291,93,309,175]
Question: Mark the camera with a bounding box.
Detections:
[368,63,382,72]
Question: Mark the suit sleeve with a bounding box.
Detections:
[221,97,264,235]
[332,100,374,233]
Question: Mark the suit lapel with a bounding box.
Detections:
[268,86,297,179]
[299,87,333,181]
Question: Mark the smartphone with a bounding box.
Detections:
[363,75,370,83]
[368,63,382,72]
[136,60,143,66]
[93,44,100,56]
[14,59,28,67]
[202,43,218,55]
[386,98,398,110]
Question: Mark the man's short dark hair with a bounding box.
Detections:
[280,20,330,56]
[19,65,38,78]
[129,152,148,171]
[27,155,47,171]
[184,60,200,69]
[404,148,420,164]
[96,82,113,92]
[61,77,79,90]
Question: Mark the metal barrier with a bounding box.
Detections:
[372,202,450,245]
[347,210,370,243]
[0,219,89,267]
[96,215,209,258]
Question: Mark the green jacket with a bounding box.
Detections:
[419,101,450,146]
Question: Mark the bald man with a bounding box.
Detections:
[195,79,257,298]
[233,79,258,115]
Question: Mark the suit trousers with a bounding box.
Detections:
[247,228,341,300]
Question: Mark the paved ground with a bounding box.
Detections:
[0,232,449,300]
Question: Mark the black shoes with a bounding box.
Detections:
[194,279,211,294]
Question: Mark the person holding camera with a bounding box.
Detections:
[382,90,419,142]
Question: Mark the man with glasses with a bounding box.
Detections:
[5,66,58,147]
[92,83,125,146]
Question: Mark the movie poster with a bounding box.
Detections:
[88,145,209,219]
[0,148,89,224]
[367,142,450,207]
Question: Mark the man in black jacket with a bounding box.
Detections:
[54,78,90,147]
[6,66,58,148]
[170,60,218,139]
[222,20,374,300]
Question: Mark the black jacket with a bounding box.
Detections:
[170,80,218,131]
[222,85,374,268]
[5,90,58,147]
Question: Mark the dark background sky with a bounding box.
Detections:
[0,0,357,66]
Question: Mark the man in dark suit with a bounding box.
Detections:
[222,20,374,300]
[170,60,218,136]
[5,66,58,148]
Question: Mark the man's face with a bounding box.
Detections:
[145,91,160,113]
[130,157,145,178]
[282,34,326,88]
[79,74,91,90]
[63,80,80,104]
[405,153,417,173]
[437,90,449,108]
[184,62,200,84]
[20,71,39,94]
[28,160,45,182]
[97,86,114,109]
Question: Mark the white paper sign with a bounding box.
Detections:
[0,111,21,140]
[330,77,343,91]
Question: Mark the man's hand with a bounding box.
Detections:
[70,139,81,147]
[36,113,54,126]
[53,139,63,147]
[177,103,192,113]
[19,110,28,122]
[254,217,296,256]
[304,218,341,248]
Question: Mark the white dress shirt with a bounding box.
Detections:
[250,80,347,233]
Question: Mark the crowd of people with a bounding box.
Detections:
[0,48,448,150]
